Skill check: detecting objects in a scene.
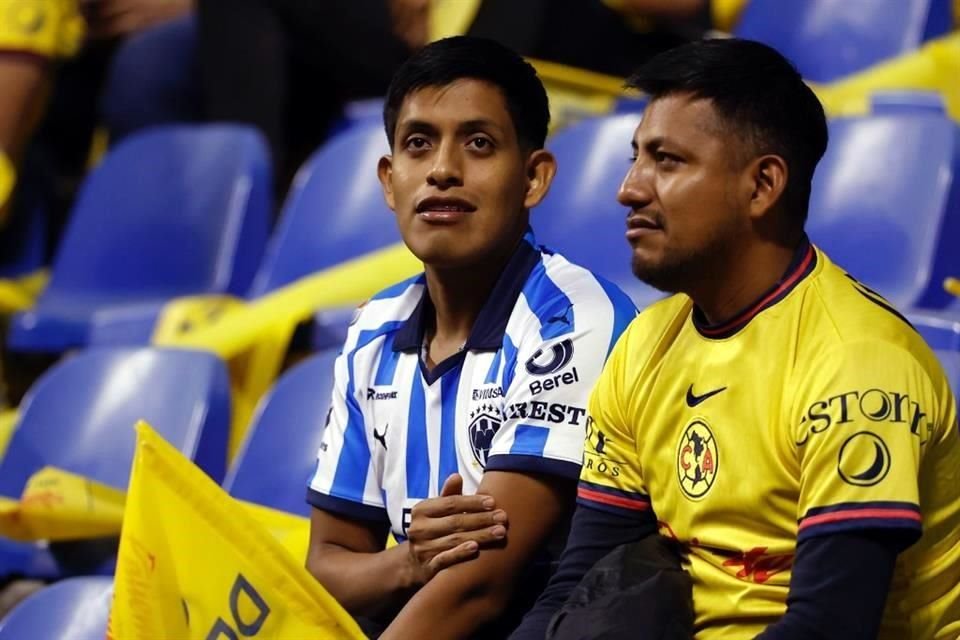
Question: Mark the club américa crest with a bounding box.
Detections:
[676,419,718,500]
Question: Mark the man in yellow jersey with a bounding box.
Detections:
[0,0,83,224]
[513,38,960,640]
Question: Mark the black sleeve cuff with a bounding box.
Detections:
[485,454,581,479]
[306,488,390,524]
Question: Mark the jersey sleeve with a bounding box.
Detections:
[485,293,634,481]
[306,344,388,524]
[791,339,949,546]
[574,325,654,522]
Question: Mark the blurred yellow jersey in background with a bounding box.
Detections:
[0,0,84,59]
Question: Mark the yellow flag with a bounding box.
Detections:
[110,422,365,640]
[0,467,126,542]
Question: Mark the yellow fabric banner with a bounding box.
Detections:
[0,466,126,542]
[110,422,364,640]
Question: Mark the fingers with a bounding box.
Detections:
[422,523,508,574]
[427,540,479,573]
[407,508,507,544]
[413,493,495,518]
[439,473,463,497]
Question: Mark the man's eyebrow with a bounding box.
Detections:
[397,119,439,136]
[457,118,504,135]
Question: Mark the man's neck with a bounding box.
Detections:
[689,234,805,326]
[422,235,522,362]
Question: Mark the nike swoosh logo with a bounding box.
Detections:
[686,384,727,407]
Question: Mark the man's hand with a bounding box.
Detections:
[84,0,191,39]
[406,473,508,585]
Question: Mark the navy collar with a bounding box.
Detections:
[393,229,542,354]
[692,235,817,340]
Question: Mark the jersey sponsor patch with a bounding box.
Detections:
[837,431,891,487]
[525,338,574,375]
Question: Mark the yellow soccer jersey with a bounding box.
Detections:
[578,240,960,639]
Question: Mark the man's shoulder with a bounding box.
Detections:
[521,250,638,320]
[343,273,425,351]
[799,251,936,366]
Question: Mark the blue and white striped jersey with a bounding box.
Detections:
[307,229,636,540]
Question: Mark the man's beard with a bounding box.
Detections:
[630,241,724,295]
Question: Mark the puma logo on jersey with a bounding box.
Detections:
[373,424,389,450]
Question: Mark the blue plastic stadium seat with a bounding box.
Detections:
[0,576,112,640]
[0,347,231,499]
[536,113,662,310]
[807,110,960,311]
[908,310,960,352]
[0,195,46,279]
[937,351,960,399]
[101,14,200,141]
[869,90,948,115]
[248,121,396,297]
[7,125,271,352]
[327,98,386,139]
[734,0,952,83]
[223,349,337,516]
[246,120,399,349]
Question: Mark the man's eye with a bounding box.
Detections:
[656,151,680,166]
[406,136,430,150]
[468,137,493,151]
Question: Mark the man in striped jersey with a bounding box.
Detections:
[305,36,636,638]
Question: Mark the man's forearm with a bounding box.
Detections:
[381,567,507,640]
[757,532,899,640]
[0,57,50,160]
[307,541,418,619]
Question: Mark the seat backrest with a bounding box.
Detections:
[807,110,960,310]
[247,121,400,297]
[0,347,231,497]
[909,311,960,351]
[934,349,960,400]
[0,576,112,640]
[44,125,271,302]
[223,349,338,516]
[0,172,47,279]
[734,0,952,82]
[536,113,662,309]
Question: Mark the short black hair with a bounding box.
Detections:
[383,36,550,151]
[627,38,828,225]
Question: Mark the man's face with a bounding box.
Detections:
[618,94,753,293]
[378,79,553,269]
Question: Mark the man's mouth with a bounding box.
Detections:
[625,213,664,240]
[416,197,477,215]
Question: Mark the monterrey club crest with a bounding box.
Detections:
[468,404,503,467]
[677,419,718,500]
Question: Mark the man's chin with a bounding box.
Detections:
[631,257,685,294]
[406,241,474,270]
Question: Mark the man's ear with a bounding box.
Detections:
[377,154,396,211]
[523,149,557,209]
[747,154,788,220]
